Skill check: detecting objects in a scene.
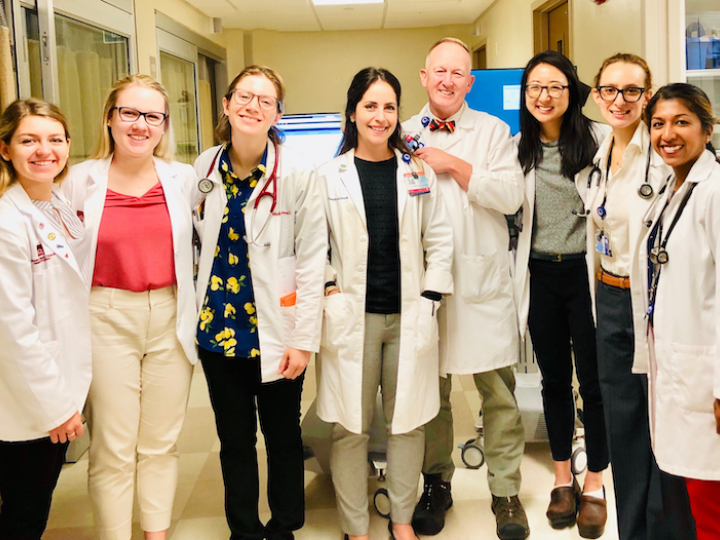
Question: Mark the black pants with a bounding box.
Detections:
[200,348,305,540]
[0,438,68,540]
[596,281,695,540]
[528,257,609,472]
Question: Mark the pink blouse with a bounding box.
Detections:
[92,182,176,292]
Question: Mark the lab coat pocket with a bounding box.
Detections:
[665,342,715,413]
[415,297,439,356]
[32,258,70,321]
[321,293,346,352]
[458,253,501,303]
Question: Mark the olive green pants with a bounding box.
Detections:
[330,313,425,536]
[423,368,524,497]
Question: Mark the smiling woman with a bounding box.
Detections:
[61,74,199,540]
[0,99,91,540]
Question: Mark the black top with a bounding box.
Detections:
[355,155,401,314]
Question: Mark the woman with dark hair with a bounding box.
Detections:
[643,83,720,540]
[514,50,609,538]
[315,67,453,540]
[192,65,326,540]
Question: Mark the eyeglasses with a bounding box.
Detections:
[113,107,168,126]
[230,89,281,112]
[525,84,568,99]
[596,86,646,103]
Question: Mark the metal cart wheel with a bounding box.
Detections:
[571,445,588,475]
[374,488,391,518]
[460,438,485,469]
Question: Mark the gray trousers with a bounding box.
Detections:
[423,369,524,497]
[330,313,425,536]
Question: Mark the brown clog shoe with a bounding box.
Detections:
[577,488,607,539]
[546,477,581,529]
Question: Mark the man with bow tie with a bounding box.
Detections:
[403,37,527,540]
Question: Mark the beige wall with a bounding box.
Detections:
[243,26,475,118]
[133,0,227,76]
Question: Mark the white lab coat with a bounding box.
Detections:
[0,184,92,442]
[315,149,454,435]
[63,156,199,365]
[193,142,326,383]
[584,125,671,374]
[641,150,720,481]
[403,104,524,376]
[514,122,611,337]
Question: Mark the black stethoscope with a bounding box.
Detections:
[578,138,655,219]
[198,140,280,246]
[646,181,698,319]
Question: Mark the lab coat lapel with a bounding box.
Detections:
[245,140,275,242]
[394,150,408,225]
[84,158,112,256]
[338,150,367,228]
[154,158,183,270]
[5,184,81,275]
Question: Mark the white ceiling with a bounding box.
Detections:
[184,0,495,32]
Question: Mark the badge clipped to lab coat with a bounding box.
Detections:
[594,230,613,257]
[404,172,430,197]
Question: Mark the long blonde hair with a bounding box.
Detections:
[91,74,174,161]
[0,99,71,197]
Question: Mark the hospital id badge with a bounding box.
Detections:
[404,172,430,197]
[595,230,613,257]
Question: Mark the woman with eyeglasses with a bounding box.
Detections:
[192,65,326,540]
[514,50,609,538]
[63,74,198,540]
[585,54,695,540]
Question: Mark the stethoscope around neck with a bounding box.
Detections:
[576,139,656,218]
[197,140,280,247]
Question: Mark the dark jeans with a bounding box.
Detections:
[596,281,695,540]
[528,257,609,472]
[199,348,305,540]
[0,438,68,540]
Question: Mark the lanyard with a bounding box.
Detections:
[646,181,698,321]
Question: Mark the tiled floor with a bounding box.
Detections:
[44,361,619,540]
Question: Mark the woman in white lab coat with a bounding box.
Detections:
[192,65,326,540]
[514,50,609,538]
[586,54,695,540]
[63,74,197,540]
[0,99,91,540]
[316,67,453,540]
[643,83,720,540]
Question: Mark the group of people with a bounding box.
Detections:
[0,34,718,540]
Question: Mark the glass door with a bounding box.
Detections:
[157,28,199,164]
[685,0,720,152]
[54,14,129,160]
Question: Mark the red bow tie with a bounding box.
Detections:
[429,119,456,133]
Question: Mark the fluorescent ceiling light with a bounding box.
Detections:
[312,0,384,5]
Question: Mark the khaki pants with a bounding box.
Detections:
[330,313,424,536]
[86,286,193,540]
[423,368,524,497]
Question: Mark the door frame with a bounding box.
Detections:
[532,0,573,60]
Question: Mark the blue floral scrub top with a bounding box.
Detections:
[197,145,266,358]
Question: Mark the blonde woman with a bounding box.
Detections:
[64,75,197,540]
[0,99,91,540]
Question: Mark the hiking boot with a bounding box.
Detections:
[491,495,530,540]
[411,473,453,536]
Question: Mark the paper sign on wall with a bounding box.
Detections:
[503,85,521,111]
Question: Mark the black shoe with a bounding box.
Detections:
[411,473,453,536]
[491,495,530,540]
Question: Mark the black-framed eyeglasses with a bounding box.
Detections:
[113,107,168,126]
[596,86,646,103]
[229,89,281,112]
[525,84,568,99]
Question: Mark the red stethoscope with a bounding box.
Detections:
[198,140,279,246]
